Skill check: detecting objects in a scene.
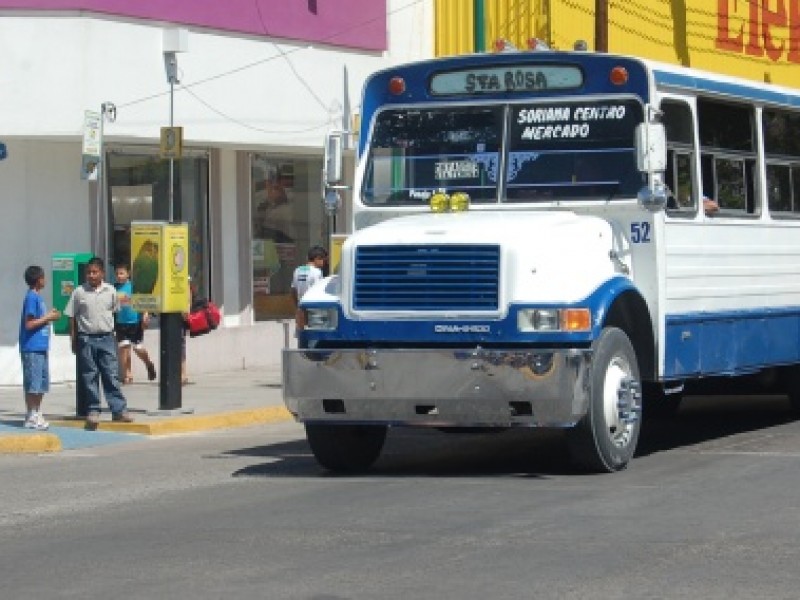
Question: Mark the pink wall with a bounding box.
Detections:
[0,0,387,51]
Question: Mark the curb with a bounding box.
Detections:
[49,406,293,436]
[0,433,63,454]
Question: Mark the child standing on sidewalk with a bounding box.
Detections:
[18,265,60,430]
[65,256,134,427]
[114,263,157,384]
[291,246,327,332]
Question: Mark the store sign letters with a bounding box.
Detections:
[716,0,800,63]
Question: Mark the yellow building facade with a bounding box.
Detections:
[435,0,800,88]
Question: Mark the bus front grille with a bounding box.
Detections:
[353,244,500,311]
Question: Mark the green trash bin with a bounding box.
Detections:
[51,252,93,335]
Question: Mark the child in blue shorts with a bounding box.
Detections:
[19,265,60,430]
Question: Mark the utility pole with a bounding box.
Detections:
[160,29,187,411]
[595,0,608,52]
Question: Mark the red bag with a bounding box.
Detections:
[187,301,221,337]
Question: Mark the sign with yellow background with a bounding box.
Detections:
[435,0,800,89]
[130,221,190,313]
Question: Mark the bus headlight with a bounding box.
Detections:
[305,308,338,330]
[517,308,591,332]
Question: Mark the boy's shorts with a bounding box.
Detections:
[21,351,49,394]
[116,322,144,348]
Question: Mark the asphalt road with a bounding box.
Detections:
[1,394,799,600]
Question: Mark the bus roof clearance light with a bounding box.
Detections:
[610,66,629,86]
[388,76,406,95]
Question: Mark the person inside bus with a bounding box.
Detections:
[665,184,718,216]
[702,193,719,215]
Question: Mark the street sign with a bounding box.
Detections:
[160,126,183,159]
[81,110,102,180]
[82,110,101,156]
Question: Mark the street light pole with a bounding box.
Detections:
[99,102,116,260]
[160,40,185,411]
[168,71,175,222]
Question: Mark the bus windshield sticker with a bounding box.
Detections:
[430,65,582,95]
[435,160,479,180]
[507,153,541,181]
[515,103,630,142]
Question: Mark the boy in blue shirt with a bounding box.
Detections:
[114,263,156,384]
[19,265,60,430]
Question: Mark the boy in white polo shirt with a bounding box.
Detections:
[64,256,133,427]
[291,246,326,333]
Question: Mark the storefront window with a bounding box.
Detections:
[107,150,209,296]
[251,154,326,320]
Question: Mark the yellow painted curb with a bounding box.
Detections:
[50,406,292,436]
[0,433,62,454]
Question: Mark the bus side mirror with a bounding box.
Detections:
[635,122,667,173]
[324,132,344,185]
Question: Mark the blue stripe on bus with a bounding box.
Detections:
[654,70,800,109]
[302,276,638,346]
[664,307,800,378]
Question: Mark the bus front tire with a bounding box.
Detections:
[568,327,642,473]
[305,423,387,473]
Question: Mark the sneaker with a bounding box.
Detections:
[86,412,100,428]
[112,412,135,423]
[24,414,49,431]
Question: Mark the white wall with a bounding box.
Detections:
[0,140,97,385]
[0,1,433,386]
[0,2,432,146]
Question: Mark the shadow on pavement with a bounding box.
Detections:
[225,394,798,479]
[638,393,796,457]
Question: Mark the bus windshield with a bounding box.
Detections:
[362,98,644,206]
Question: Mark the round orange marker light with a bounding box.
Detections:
[610,66,629,86]
[388,76,406,95]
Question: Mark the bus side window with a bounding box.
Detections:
[700,153,715,201]
[698,98,758,215]
[763,108,800,217]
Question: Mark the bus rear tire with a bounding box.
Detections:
[305,423,387,473]
[568,327,642,473]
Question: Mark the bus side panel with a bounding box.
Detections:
[663,219,800,379]
[664,317,700,378]
[665,310,800,378]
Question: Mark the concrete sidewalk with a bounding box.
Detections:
[0,366,293,454]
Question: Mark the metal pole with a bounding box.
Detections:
[159,70,183,411]
[95,113,105,257]
[169,79,175,223]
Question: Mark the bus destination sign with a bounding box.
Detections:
[430,65,582,95]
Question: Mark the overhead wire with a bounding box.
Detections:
[116,0,429,135]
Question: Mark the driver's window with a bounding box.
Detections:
[662,100,697,215]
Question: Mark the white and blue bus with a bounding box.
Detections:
[282,47,800,473]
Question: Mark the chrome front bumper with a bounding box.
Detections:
[282,348,592,428]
